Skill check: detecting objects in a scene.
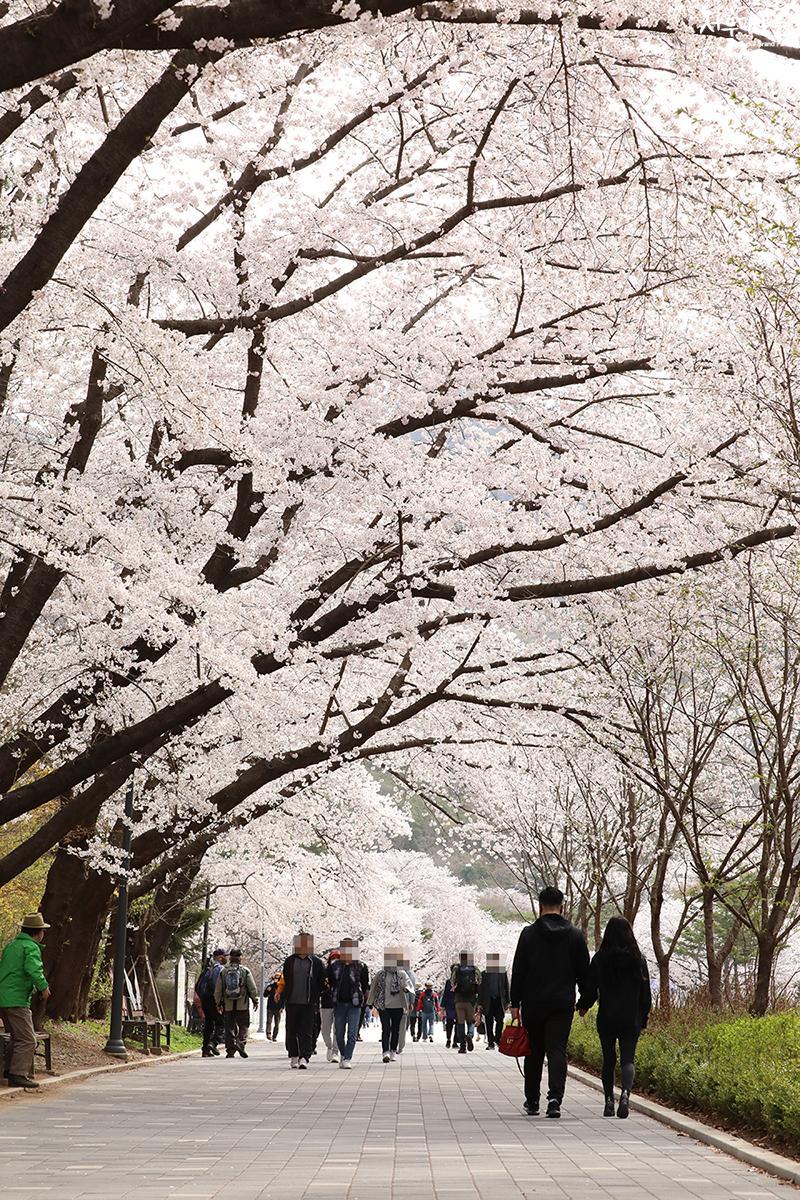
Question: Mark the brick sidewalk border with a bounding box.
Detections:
[0,1046,201,1103]
[570,1064,800,1188]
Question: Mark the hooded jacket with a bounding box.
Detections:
[510,914,590,1014]
[578,948,651,1034]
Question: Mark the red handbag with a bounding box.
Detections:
[499,1019,531,1060]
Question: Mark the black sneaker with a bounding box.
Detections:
[546,1099,561,1119]
[225,1052,235,1058]
[617,1090,630,1119]
[202,1048,213,1058]
[211,1046,221,1056]
[445,1041,451,1048]
[7,1075,38,1089]
[238,1046,248,1059]
[466,1036,474,1052]
[523,1100,539,1116]
[603,1095,615,1117]
[458,1045,467,1054]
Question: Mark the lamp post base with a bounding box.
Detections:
[103,1038,129,1059]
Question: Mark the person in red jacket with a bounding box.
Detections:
[415,981,440,1042]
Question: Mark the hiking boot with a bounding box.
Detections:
[617,1090,630,1119]
[7,1075,38,1089]
[466,1036,474,1052]
[523,1100,539,1116]
[546,1099,561,1119]
[603,1095,615,1117]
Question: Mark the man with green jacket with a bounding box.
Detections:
[0,913,51,1089]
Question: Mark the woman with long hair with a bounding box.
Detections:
[577,916,651,1119]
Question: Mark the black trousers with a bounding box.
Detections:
[379,1008,403,1053]
[223,1008,250,1053]
[598,1022,639,1095]
[523,1008,574,1105]
[285,1003,315,1060]
[485,996,505,1046]
[266,1008,281,1039]
[445,1016,455,1044]
[202,997,221,1049]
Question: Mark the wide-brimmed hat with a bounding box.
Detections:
[21,913,50,931]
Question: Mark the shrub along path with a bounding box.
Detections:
[0,1034,796,1200]
[570,1009,800,1156]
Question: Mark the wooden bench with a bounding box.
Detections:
[1,1029,53,1077]
[121,1016,171,1055]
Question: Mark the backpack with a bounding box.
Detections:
[455,964,478,997]
[196,965,214,999]
[223,965,243,999]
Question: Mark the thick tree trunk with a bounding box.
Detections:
[40,845,115,1021]
[701,890,723,1009]
[750,933,777,1016]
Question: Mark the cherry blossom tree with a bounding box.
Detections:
[1,3,800,1009]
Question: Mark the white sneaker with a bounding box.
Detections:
[341,1059,353,1069]
[389,1051,396,1062]
[382,1053,390,1063]
[298,1058,309,1070]
[290,1058,299,1069]
[331,1051,340,1063]
[326,1047,333,1063]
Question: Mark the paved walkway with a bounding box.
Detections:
[1,1035,796,1200]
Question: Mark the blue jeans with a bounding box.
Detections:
[419,1012,434,1039]
[334,1002,360,1061]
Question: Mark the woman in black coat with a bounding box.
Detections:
[577,917,651,1119]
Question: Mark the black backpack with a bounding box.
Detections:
[455,964,478,998]
[196,965,214,1000]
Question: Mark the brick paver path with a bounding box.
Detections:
[1,1036,795,1200]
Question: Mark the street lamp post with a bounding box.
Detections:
[104,773,135,1058]
[258,923,266,1034]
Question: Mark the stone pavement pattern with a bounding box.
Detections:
[0,1036,795,1200]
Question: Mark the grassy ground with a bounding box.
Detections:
[39,1019,202,1076]
[569,1006,800,1153]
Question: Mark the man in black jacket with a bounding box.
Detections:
[478,952,510,1050]
[510,886,590,1119]
[281,932,326,1069]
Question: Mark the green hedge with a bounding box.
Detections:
[569,1009,800,1148]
